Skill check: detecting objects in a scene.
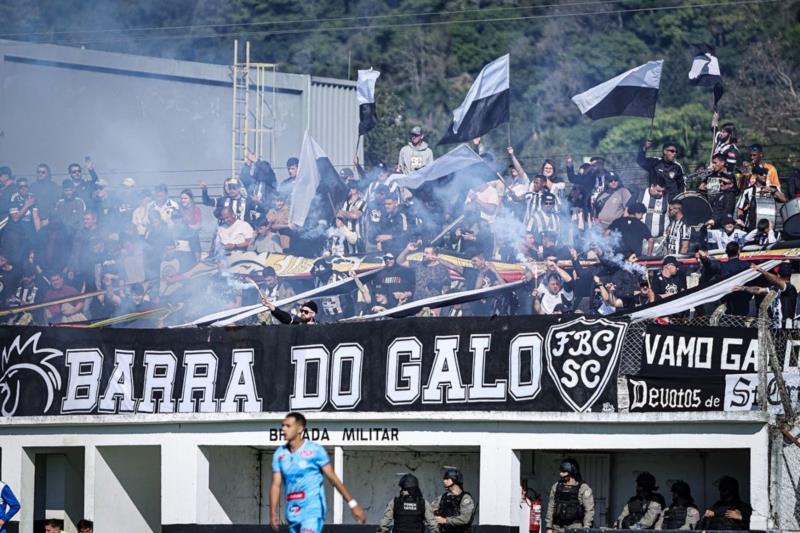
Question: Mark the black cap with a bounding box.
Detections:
[303,300,318,314]
[662,256,680,267]
[636,472,657,491]
[339,168,354,179]
[721,215,735,226]
[62,179,75,189]
[399,474,419,490]
[542,192,557,204]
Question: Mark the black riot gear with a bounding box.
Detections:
[661,505,689,529]
[393,493,426,533]
[436,491,474,533]
[443,468,464,487]
[399,474,420,490]
[553,482,584,526]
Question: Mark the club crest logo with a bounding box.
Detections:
[545,317,627,412]
[0,333,63,416]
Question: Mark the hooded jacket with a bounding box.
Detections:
[398,141,434,174]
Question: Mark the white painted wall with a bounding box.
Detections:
[341,449,480,524]
[95,446,161,533]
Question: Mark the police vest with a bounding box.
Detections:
[661,505,693,529]
[437,492,473,533]
[621,494,664,529]
[708,503,746,531]
[393,495,425,533]
[553,482,584,526]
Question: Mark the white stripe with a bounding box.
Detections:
[387,143,485,190]
[626,260,780,321]
[356,68,380,105]
[572,60,663,115]
[688,53,720,80]
[451,54,510,133]
[289,131,328,227]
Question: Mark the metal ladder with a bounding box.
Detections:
[230,40,277,181]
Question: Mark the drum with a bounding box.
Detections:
[754,193,777,228]
[673,192,711,226]
[781,198,800,237]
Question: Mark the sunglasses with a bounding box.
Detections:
[299,308,313,315]
[543,201,555,205]
[665,149,677,153]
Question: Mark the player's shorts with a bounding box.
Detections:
[288,517,324,533]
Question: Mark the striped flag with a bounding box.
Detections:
[572,60,663,120]
[439,54,510,145]
[689,44,724,107]
[357,68,380,135]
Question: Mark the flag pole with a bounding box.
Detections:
[353,134,361,162]
[709,98,719,166]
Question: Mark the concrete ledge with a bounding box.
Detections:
[163,526,516,533]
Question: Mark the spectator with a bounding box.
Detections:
[747,143,780,188]
[262,298,318,325]
[131,189,153,236]
[628,178,668,245]
[116,176,138,218]
[541,159,566,201]
[277,157,299,199]
[202,177,254,223]
[44,518,64,533]
[399,126,434,174]
[0,255,19,305]
[637,140,685,202]
[398,241,451,301]
[251,219,283,254]
[737,175,786,231]
[744,218,778,247]
[533,260,574,314]
[266,194,292,250]
[89,271,122,321]
[523,174,550,225]
[662,199,691,255]
[29,163,61,221]
[371,196,410,256]
[176,188,203,265]
[69,211,104,291]
[698,243,751,315]
[607,202,652,255]
[259,267,295,302]
[593,173,630,228]
[5,263,45,325]
[706,173,738,227]
[67,159,99,203]
[610,251,647,307]
[149,184,180,226]
[527,192,562,240]
[0,166,16,215]
[650,256,686,300]
[337,177,367,254]
[565,157,593,219]
[504,147,530,219]
[466,180,502,225]
[701,476,751,530]
[739,262,798,328]
[44,272,84,324]
[240,150,277,206]
[712,120,740,174]
[707,215,746,251]
[326,216,358,256]
[51,179,86,236]
[3,177,40,266]
[373,253,415,307]
[77,518,93,533]
[213,206,255,256]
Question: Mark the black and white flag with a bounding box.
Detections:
[688,44,724,107]
[387,143,485,190]
[289,131,338,227]
[439,54,510,145]
[572,60,663,120]
[357,68,380,135]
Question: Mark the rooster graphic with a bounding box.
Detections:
[0,333,64,416]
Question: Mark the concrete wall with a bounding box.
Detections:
[95,446,161,533]
[0,39,358,187]
[341,449,480,524]
[30,448,84,532]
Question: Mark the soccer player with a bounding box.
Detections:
[270,412,366,532]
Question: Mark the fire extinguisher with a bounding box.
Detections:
[528,490,541,533]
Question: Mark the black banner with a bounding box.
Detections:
[639,324,759,378]
[626,375,725,412]
[0,316,627,417]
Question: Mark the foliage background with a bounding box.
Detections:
[2,0,799,178]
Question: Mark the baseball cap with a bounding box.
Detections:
[410,126,423,136]
[383,252,395,260]
[628,202,647,214]
[339,168,354,179]
[721,215,735,226]
[662,256,680,267]
[121,177,136,188]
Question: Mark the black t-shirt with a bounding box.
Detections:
[608,217,651,254]
[650,272,687,299]
[781,283,798,325]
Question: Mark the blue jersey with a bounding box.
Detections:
[272,441,330,524]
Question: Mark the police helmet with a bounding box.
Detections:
[559,459,580,477]
[443,468,463,486]
[636,472,657,491]
[670,481,691,500]
[399,474,420,490]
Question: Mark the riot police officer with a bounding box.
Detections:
[656,481,700,530]
[377,474,439,533]
[701,476,752,530]
[432,468,475,533]
[615,472,665,529]
[545,458,594,533]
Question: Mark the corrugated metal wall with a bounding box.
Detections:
[310,77,362,170]
[0,40,358,187]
